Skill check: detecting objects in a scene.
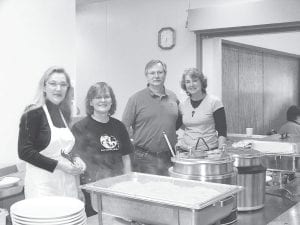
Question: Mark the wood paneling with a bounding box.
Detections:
[263,54,300,132]
[222,43,300,135]
[238,48,264,134]
[222,45,239,133]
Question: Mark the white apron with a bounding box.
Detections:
[24,105,78,199]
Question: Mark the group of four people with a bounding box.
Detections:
[18,59,227,216]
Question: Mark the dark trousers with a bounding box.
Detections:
[82,189,97,217]
[132,147,172,176]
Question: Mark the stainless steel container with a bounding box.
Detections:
[171,153,235,176]
[263,153,300,171]
[169,167,237,185]
[228,148,266,211]
[81,173,242,225]
[170,151,238,225]
[230,149,263,167]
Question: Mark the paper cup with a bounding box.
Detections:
[246,128,253,136]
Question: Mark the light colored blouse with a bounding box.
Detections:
[178,95,223,150]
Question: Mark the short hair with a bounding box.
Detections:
[286,105,300,122]
[85,82,117,116]
[144,59,167,75]
[180,68,207,94]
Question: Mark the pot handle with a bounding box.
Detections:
[219,196,233,207]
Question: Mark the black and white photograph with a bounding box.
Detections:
[0,0,300,224]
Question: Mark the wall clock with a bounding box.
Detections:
[158,27,176,50]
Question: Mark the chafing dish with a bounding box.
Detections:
[262,153,300,172]
[81,172,242,225]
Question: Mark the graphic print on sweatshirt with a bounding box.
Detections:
[99,134,120,152]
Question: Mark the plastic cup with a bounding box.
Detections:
[246,128,253,136]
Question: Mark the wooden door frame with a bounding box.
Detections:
[195,25,300,71]
[221,39,300,59]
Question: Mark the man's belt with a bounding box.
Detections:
[134,146,170,157]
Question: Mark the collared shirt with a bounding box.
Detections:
[122,86,179,153]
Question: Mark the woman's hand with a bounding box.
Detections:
[73,157,87,172]
[218,136,227,149]
[78,189,85,203]
[56,159,83,175]
[122,155,132,174]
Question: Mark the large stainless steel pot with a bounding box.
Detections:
[228,148,264,167]
[228,148,266,211]
[236,166,266,211]
[169,167,237,184]
[171,151,235,176]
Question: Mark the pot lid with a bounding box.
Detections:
[227,147,263,158]
[172,149,234,163]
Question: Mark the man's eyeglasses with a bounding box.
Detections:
[147,71,164,76]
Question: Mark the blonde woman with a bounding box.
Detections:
[18,66,85,199]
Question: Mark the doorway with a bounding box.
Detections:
[222,41,300,134]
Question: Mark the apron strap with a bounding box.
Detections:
[43,105,54,128]
[59,110,69,128]
[43,104,69,128]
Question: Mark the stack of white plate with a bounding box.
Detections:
[10,196,86,225]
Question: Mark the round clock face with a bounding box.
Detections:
[158,28,175,49]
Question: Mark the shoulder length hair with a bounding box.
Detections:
[24,66,74,124]
[85,82,117,116]
[180,68,207,95]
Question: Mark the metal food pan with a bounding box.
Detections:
[262,154,300,171]
[81,172,242,225]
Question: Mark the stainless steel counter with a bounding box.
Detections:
[267,202,300,225]
[237,193,296,225]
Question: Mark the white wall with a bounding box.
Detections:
[202,38,223,98]
[188,0,300,31]
[0,0,76,168]
[76,0,196,118]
